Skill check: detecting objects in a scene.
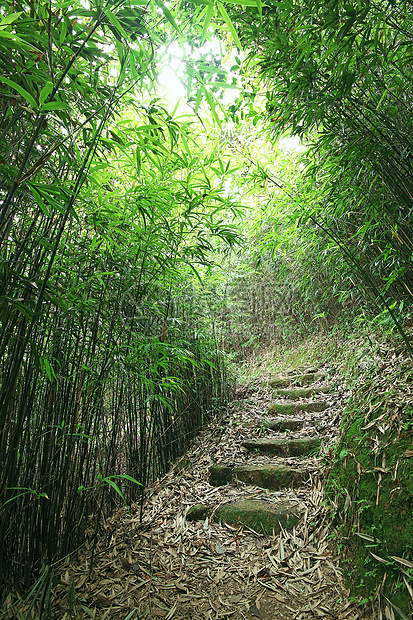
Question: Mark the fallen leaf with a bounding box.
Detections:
[96,593,113,606]
[249,604,261,618]
[390,556,413,569]
[120,557,130,570]
[227,594,243,604]
[215,541,226,554]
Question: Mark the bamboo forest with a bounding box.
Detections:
[1,0,413,618]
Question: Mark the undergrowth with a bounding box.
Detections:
[327,334,413,619]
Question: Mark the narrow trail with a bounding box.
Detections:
[53,365,372,620]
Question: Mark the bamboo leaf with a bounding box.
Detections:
[112,474,143,486]
[217,2,242,49]
[195,84,204,114]
[39,81,53,107]
[390,556,413,569]
[0,75,37,108]
[203,87,221,126]
[42,101,71,112]
[224,0,260,5]
[154,0,182,36]
[102,478,127,504]
[104,8,128,39]
[0,11,23,28]
[201,4,214,43]
[384,598,410,620]
[42,358,57,382]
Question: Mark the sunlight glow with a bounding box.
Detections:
[157,41,239,114]
[158,43,187,108]
[279,136,305,152]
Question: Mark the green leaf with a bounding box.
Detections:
[154,0,182,36]
[210,81,238,89]
[203,87,221,126]
[129,50,139,81]
[39,81,54,107]
[0,76,37,108]
[0,30,20,38]
[42,358,57,381]
[217,2,242,49]
[29,184,49,216]
[223,0,260,5]
[201,4,214,43]
[42,101,71,111]
[0,11,23,28]
[195,85,204,114]
[136,146,141,176]
[104,9,128,39]
[102,478,126,504]
[113,474,143,485]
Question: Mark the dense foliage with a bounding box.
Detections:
[2,0,413,612]
[224,0,413,350]
[0,0,248,599]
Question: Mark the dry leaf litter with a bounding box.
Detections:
[49,364,373,620]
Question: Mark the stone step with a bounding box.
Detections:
[272,385,331,400]
[209,463,307,489]
[187,504,212,521]
[241,436,322,456]
[261,417,305,432]
[269,372,326,388]
[187,500,301,534]
[267,401,328,415]
[216,500,300,534]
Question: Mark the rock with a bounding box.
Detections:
[187,504,212,521]
[273,385,331,399]
[241,436,322,456]
[293,372,326,385]
[269,372,325,388]
[209,464,307,490]
[215,500,300,534]
[267,401,328,415]
[209,466,233,486]
[267,376,291,388]
[261,417,304,432]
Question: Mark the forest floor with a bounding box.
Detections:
[51,364,374,620]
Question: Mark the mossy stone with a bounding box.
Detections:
[233,464,306,489]
[242,436,322,456]
[215,500,300,534]
[267,401,328,415]
[209,465,233,486]
[268,376,291,388]
[261,417,304,432]
[293,372,326,385]
[273,386,331,399]
[187,504,212,521]
[269,372,325,388]
[209,464,307,489]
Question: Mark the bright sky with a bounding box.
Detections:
[157,41,240,113]
[157,43,187,108]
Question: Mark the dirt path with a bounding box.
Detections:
[52,365,372,620]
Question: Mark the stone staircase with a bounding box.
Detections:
[188,367,333,534]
